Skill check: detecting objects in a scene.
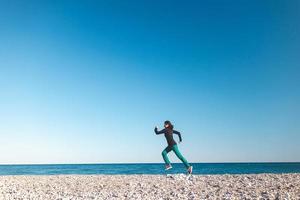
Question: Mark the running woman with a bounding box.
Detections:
[155,120,193,174]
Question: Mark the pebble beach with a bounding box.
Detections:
[0,173,299,199]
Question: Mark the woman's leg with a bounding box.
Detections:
[162,146,172,165]
[172,145,190,169]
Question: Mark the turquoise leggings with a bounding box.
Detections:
[162,144,190,169]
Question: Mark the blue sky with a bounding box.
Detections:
[0,0,299,164]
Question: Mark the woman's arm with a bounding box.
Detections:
[154,127,165,135]
[173,130,182,142]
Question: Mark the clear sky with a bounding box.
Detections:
[0,0,299,164]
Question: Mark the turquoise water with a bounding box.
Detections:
[0,163,299,175]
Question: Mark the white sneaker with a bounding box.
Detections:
[165,165,172,170]
[187,166,193,174]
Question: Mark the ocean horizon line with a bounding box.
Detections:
[1,161,300,166]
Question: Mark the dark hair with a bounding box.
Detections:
[164,120,174,130]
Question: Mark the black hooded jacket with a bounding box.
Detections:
[154,127,182,147]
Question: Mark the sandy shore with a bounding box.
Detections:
[0,174,299,199]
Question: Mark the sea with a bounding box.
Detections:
[0,163,300,175]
